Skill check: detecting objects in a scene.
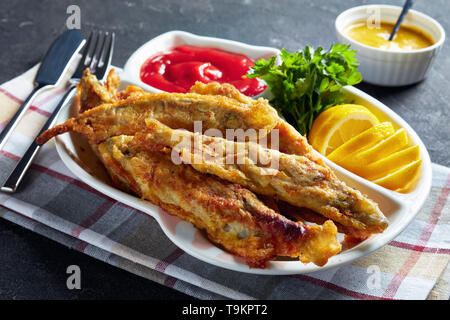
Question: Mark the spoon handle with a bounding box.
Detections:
[389,0,414,41]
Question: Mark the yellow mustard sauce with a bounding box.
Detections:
[345,21,434,50]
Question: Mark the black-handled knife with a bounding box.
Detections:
[0,29,85,151]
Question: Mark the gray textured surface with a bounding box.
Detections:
[0,0,448,299]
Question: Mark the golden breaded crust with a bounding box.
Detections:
[97,135,341,267]
[37,85,280,146]
[133,119,388,236]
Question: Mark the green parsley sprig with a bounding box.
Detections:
[247,44,362,135]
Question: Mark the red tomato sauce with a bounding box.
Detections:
[140,45,266,97]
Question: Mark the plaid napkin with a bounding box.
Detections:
[1,65,449,300]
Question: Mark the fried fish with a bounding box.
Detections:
[36,74,280,146]
[36,69,388,267]
[130,119,388,236]
[96,134,341,267]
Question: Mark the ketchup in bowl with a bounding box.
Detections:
[140,45,267,97]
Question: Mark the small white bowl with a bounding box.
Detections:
[122,30,280,93]
[335,5,445,86]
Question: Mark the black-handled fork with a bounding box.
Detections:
[1,31,115,193]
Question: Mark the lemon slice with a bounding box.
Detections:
[309,104,422,192]
[327,122,395,163]
[372,159,422,191]
[362,145,421,180]
[338,128,409,170]
[308,104,380,155]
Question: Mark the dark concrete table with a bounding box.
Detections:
[0,0,448,299]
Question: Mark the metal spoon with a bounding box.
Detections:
[389,0,414,40]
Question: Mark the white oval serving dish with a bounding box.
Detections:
[54,31,431,275]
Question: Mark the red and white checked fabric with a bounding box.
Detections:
[0,65,449,300]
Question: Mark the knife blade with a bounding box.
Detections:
[0,29,85,151]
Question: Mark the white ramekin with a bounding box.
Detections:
[335,5,445,86]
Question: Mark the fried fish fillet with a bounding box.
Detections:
[37,70,388,236]
[190,81,326,164]
[36,80,280,146]
[41,72,321,162]
[130,119,388,236]
[188,82,388,237]
[97,135,341,267]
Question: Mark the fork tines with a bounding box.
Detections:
[75,31,115,79]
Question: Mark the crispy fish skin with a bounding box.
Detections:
[97,135,341,267]
[134,119,388,236]
[36,83,280,146]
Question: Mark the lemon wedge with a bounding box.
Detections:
[372,159,422,191]
[327,122,395,163]
[308,104,422,192]
[337,128,409,170]
[362,145,421,180]
[308,104,380,155]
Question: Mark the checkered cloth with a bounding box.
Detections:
[1,65,449,300]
